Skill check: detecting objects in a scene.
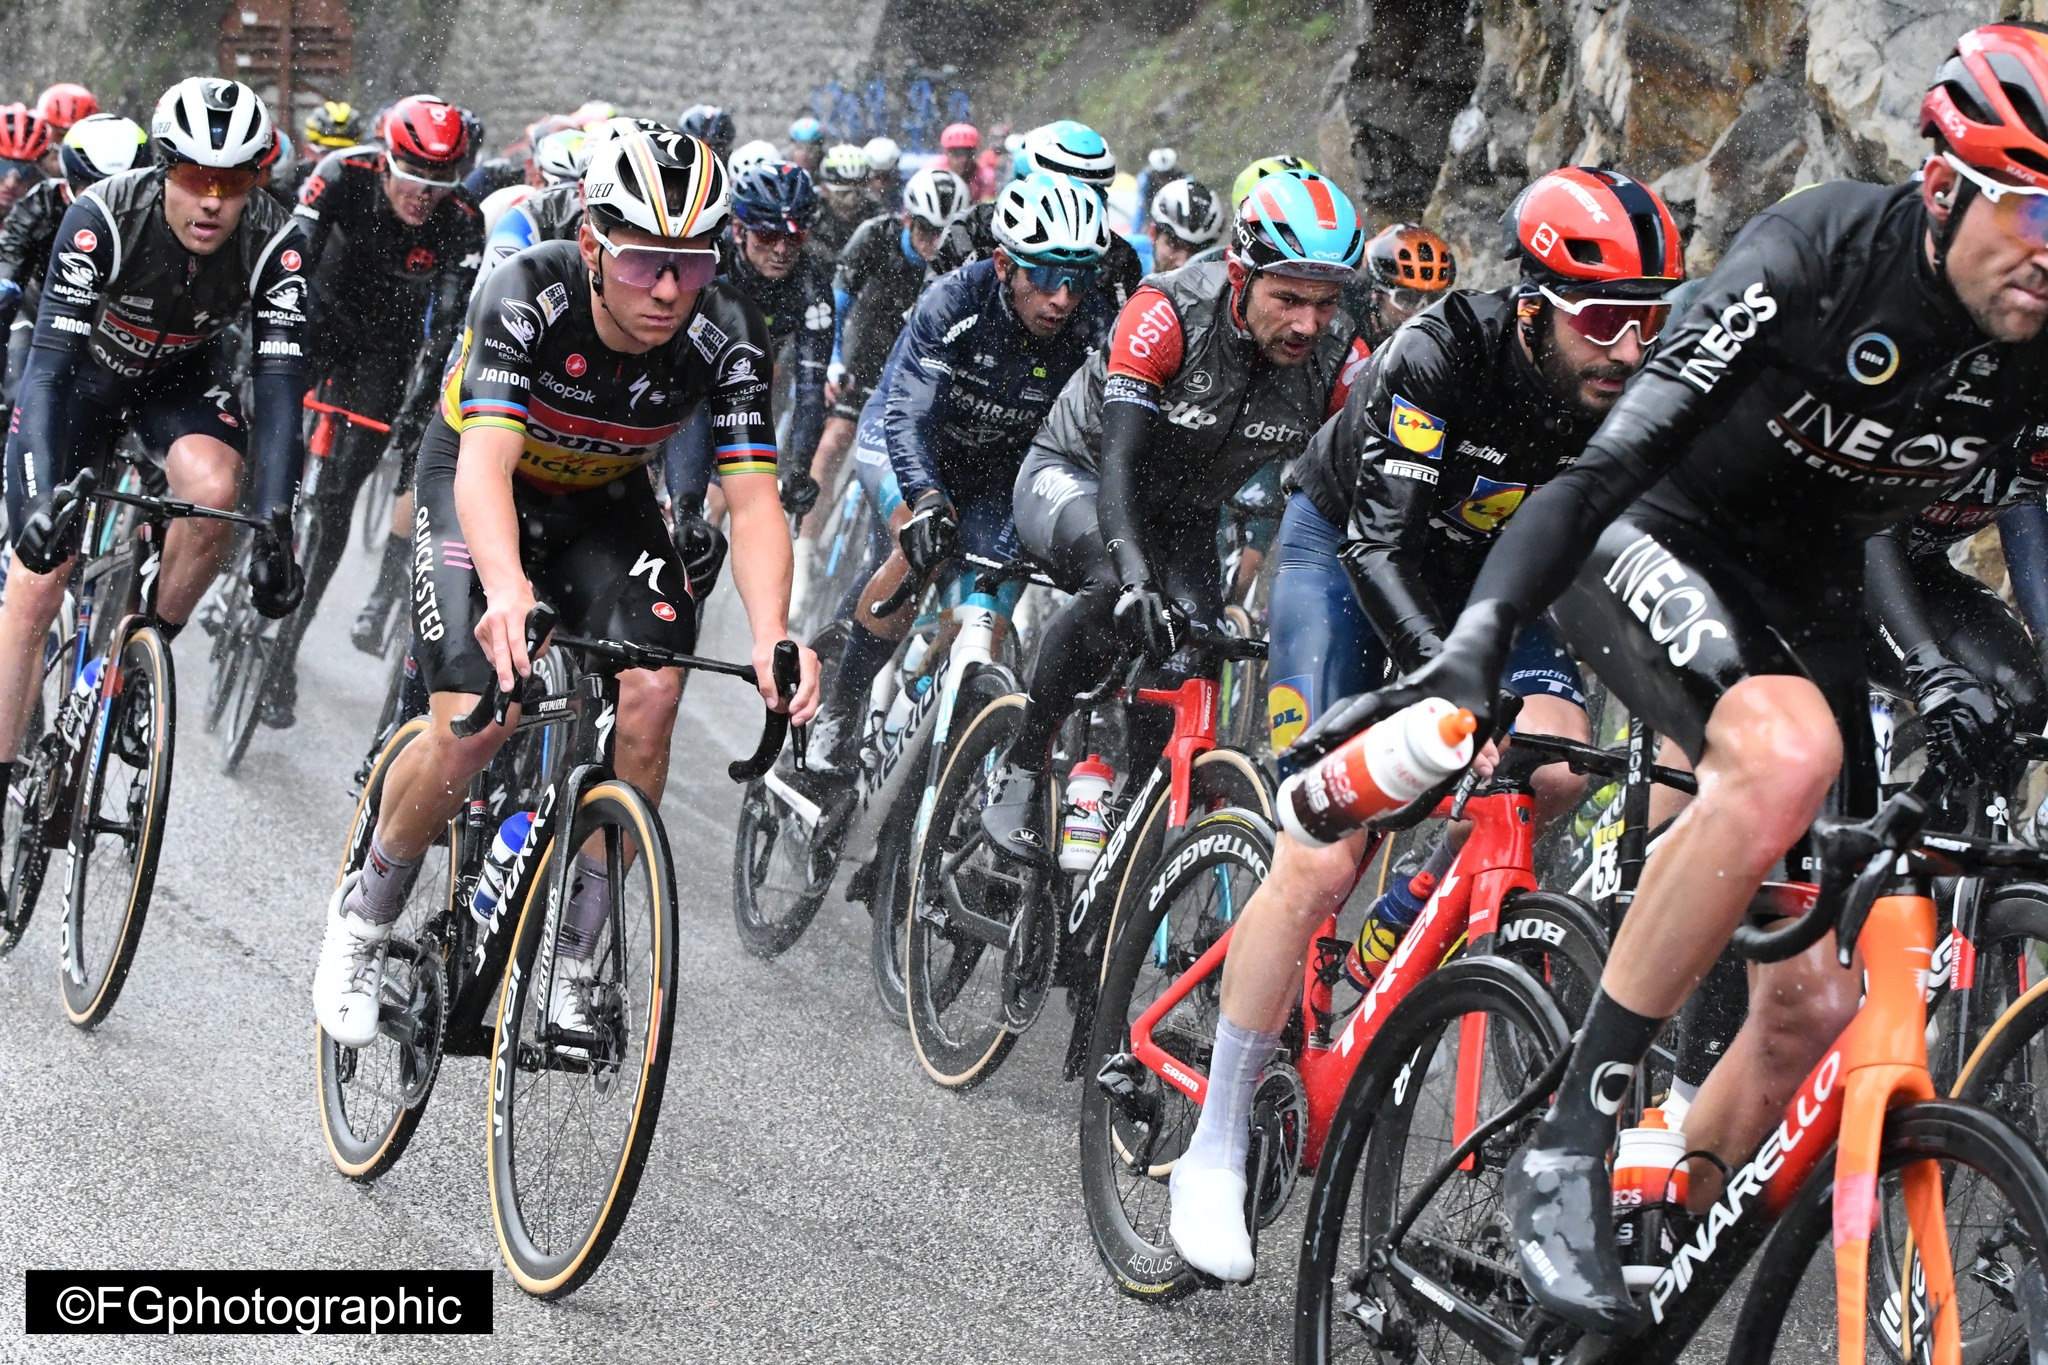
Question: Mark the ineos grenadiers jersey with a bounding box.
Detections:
[882,256,1112,505]
[0,179,72,317]
[1289,286,1602,671]
[1466,179,2048,618]
[428,239,775,495]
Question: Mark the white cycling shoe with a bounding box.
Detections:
[313,872,391,1049]
[547,954,599,1048]
[1168,1163,1256,1282]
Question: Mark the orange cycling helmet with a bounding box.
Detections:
[1921,22,2048,192]
[1364,223,1456,292]
[1502,166,1680,296]
[0,104,52,163]
[35,83,97,132]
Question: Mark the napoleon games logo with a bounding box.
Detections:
[564,353,587,377]
[500,298,542,348]
[1847,332,1900,386]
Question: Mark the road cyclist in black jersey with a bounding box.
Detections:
[311,126,820,1048]
[259,94,484,727]
[0,74,306,908]
[1303,19,2048,1335]
[807,144,875,268]
[1163,166,1685,1284]
[1143,176,1225,275]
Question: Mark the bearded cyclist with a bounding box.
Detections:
[1167,167,1681,1282]
[1311,21,2048,1333]
[979,170,1370,860]
[1145,177,1225,273]
[263,94,483,722]
[311,127,819,1046]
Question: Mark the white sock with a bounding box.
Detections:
[1176,1016,1281,1182]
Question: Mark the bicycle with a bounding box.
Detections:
[1078,700,1686,1298]
[317,604,798,1297]
[903,619,1274,1091]
[0,460,287,1027]
[1295,759,2048,1364]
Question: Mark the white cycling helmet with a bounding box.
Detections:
[61,113,147,185]
[531,127,590,185]
[581,126,729,239]
[1149,177,1225,247]
[862,135,900,172]
[902,166,971,229]
[730,138,779,173]
[1020,120,1114,190]
[991,171,1111,267]
[1147,146,1178,175]
[152,76,272,170]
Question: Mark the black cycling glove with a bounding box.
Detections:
[1112,582,1187,663]
[672,511,728,601]
[780,469,821,519]
[898,491,958,577]
[13,471,92,576]
[1905,642,2007,777]
[248,509,305,619]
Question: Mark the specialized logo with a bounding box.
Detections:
[404,246,437,274]
[1388,394,1446,456]
[72,228,97,252]
[1267,677,1310,751]
[627,374,651,409]
[1602,532,1730,667]
[1589,1060,1634,1115]
[630,550,666,595]
[1455,475,1529,532]
[499,298,542,348]
[1676,282,1778,393]
[564,353,587,377]
[1846,331,1899,386]
[652,601,676,621]
[280,248,302,272]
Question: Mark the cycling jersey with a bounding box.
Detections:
[881,255,1112,509]
[477,181,581,288]
[464,157,524,201]
[833,212,923,397]
[0,178,71,319]
[725,245,831,469]
[1289,286,1599,670]
[809,195,878,265]
[10,167,309,519]
[426,238,774,495]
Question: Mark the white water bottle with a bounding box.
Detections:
[1277,698,1476,848]
[1612,1107,1689,1210]
[470,810,533,927]
[1059,755,1117,872]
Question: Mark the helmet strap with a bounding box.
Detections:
[1515,289,1544,355]
[1930,174,1978,279]
[1226,258,1253,331]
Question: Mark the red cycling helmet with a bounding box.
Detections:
[35,83,97,132]
[1502,166,1681,296]
[1921,22,2048,192]
[940,122,979,151]
[383,93,471,168]
[0,104,52,162]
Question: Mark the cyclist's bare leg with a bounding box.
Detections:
[375,689,517,860]
[590,665,682,865]
[389,488,411,538]
[802,414,855,541]
[0,550,74,760]
[705,481,729,530]
[156,434,240,623]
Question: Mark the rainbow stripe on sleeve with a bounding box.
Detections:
[715,441,777,477]
[460,397,530,434]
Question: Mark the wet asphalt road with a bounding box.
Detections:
[0,533,1302,1364]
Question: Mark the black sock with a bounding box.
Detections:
[156,618,185,642]
[828,623,898,717]
[1542,987,1666,1153]
[0,760,14,796]
[369,533,408,603]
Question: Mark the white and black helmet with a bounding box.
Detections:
[1150,177,1225,247]
[1020,120,1114,190]
[581,126,729,239]
[152,77,273,170]
[902,166,971,229]
[991,171,1111,267]
[61,113,147,186]
[729,138,779,173]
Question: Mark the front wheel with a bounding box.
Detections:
[59,626,174,1029]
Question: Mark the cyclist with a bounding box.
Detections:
[792,171,1114,788]
[809,144,874,265]
[678,104,736,162]
[0,105,52,219]
[1324,21,2048,1333]
[1348,221,1456,348]
[1135,145,1184,221]
[1015,121,1143,307]
[1167,167,1680,1283]
[786,116,824,176]
[939,121,979,188]
[1145,177,1225,272]
[34,83,96,141]
[475,126,588,240]
[863,135,902,209]
[312,128,818,1047]
[979,169,1369,859]
[731,138,779,174]
[265,93,483,723]
[303,100,363,157]
[475,118,665,288]
[1187,154,1318,268]
[0,76,306,844]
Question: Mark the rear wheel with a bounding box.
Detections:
[215,613,277,776]
[866,828,913,1027]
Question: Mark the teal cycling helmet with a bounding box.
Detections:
[1018,120,1114,190]
[789,116,822,144]
[991,171,1111,266]
[1229,169,1364,281]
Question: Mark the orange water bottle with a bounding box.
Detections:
[1277,698,1477,848]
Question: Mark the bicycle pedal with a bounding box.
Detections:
[846,859,878,906]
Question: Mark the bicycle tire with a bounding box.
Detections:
[1079,806,1275,1300]
[1294,957,1572,1365]
[0,628,72,957]
[58,625,174,1029]
[867,826,913,1027]
[316,718,457,1181]
[489,779,679,1299]
[1728,1100,2048,1363]
[215,618,275,776]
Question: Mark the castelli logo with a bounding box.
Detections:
[652,601,676,621]
[280,249,302,271]
[405,246,437,273]
[72,229,96,252]
[564,353,587,377]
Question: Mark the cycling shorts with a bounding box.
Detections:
[410,443,696,697]
[1264,493,1585,775]
[851,403,1024,612]
[4,345,245,534]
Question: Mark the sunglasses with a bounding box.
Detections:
[1538,284,1673,347]
[387,158,463,190]
[591,225,720,290]
[1942,153,2048,249]
[744,225,808,247]
[166,162,261,198]
[1019,261,1098,294]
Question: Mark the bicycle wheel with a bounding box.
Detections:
[58,625,174,1029]
[0,627,73,957]
[866,826,913,1027]
[215,614,276,776]
[489,779,678,1298]
[1079,806,1273,1299]
[1295,957,1573,1365]
[316,718,458,1180]
[201,552,251,736]
[1729,1100,2048,1363]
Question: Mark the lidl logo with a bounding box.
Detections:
[1268,678,1311,751]
[1456,476,1529,532]
[1388,394,1446,457]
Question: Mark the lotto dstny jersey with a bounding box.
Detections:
[428,239,776,494]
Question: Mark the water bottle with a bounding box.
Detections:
[1613,1107,1690,1286]
[1343,868,1437,991]
[59,656,106,745]
[881,674,930,744]
[470,810,534,928]
[73,655,106,700]
[1277,698,1477,848]
[1059,754,1118,872]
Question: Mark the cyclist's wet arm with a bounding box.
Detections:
[0,190,42,284]
[880,293,957,505]
[784,276,832,469]
[13,196,113,498]
[725,468,795,648]
[246,218,313,518]
[291,151,349,272]
[1864,529,1945,664]
[1100,286,1182,588]
[1999,496,2048,641]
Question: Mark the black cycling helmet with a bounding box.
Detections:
[730,160,819,234]
[678,104,736,161]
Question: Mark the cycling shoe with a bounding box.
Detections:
[1167,1164,1255,1282]
[1505,1136,1644,1335]
[978,763,1050,866]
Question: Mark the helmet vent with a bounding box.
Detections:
[1564,238,1605,266]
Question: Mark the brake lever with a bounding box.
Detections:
[729,639,799,783]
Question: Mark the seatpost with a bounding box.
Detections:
[1613,719,1658,939]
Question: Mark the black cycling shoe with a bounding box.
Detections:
[979,763,1050,866]
[1504,1133,1644,1337]
[349,597,393,655]
[259,668,297,730]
